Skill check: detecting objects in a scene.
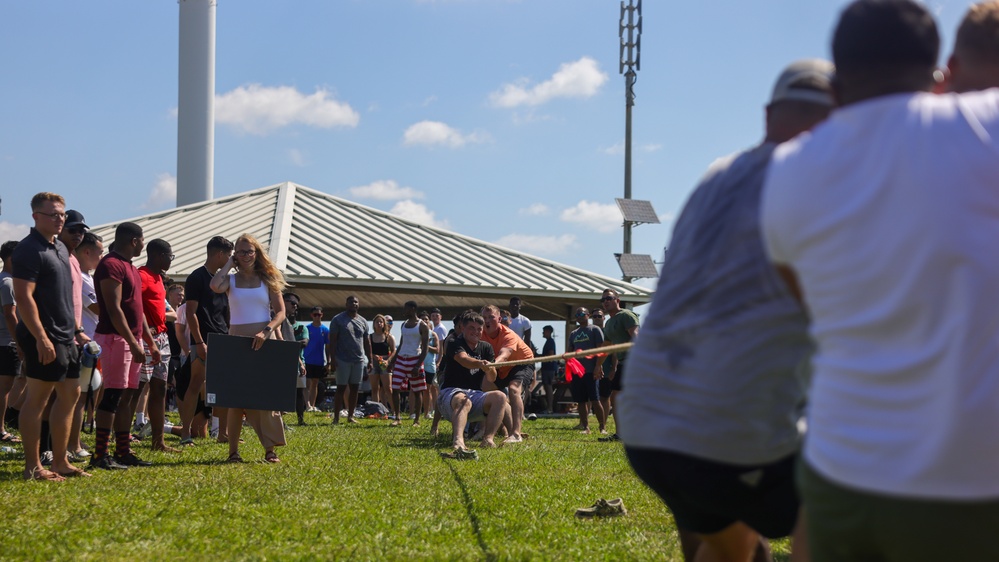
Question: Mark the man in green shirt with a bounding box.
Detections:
[596,289,638,441]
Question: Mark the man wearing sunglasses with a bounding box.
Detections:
[303,306,328,412]
[596,289,638,442]
[134,239,177,453]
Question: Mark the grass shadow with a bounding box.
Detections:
[389,435,450,450]
[445,460,496,562]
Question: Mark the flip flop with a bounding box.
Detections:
[56,467,92,478]
[23,468,65,482]
[264,451,280,463]
[0,432,21,443]
[178,437,196,447]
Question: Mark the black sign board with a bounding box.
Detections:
[205,334,299,411]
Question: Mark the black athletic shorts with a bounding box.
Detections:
[0,345,20,377]
[569,371,599,403]
[599,359,625,398]
[626,446,799,539]
[175,355,192,399]
[496,364,534,390]
[15,325,80,382]
[424,370,437,385]
[305,364,326,379]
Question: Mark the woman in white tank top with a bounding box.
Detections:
[210,233,288,463]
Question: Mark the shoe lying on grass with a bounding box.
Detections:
[440,448,479,461]
[597,433,622,442]
[575,498,627,518]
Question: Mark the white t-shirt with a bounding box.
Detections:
[81,272,99,338]
[761,90,999,500]
[508,315,531,340]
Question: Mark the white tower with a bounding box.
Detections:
[176,0,217,206]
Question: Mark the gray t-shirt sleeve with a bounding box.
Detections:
[0,276,14,307]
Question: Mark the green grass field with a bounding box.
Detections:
[0,413,789,561]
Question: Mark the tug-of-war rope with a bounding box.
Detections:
[488,342,633,378]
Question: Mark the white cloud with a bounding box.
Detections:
[0,221,29,243]
[215,84,359,135]
[601,142,660,155]
[518,203,549,217]
[489,57,608,108]
[600,142,624,155]
[349,180,424,201]
[402,120,488,148]
[288,148,307,166]
[494,233,577,256]
[389,200,450,229]
[559,201,622,233]
[142,173,176,210]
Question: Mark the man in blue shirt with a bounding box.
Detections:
[303,306,329,412]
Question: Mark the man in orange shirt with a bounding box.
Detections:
[480,304,533,443]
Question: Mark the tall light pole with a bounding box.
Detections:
[618,0,642,282]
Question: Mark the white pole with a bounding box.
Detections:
[176,0,216,207]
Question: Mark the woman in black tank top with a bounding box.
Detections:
[368,314,395,410]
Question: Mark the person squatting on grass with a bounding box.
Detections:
[210,233,288,464]
[388,301,428,427]
[91,221,160,471]
[479,304,533,443]
[760,1,999,560]
[431,311,512,450]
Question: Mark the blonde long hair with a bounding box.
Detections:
[372,314,390,336]
[234,233,287,294]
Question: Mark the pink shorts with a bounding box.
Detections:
[391,355,426,392]
[94,332,142,390]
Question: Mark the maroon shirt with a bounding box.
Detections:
[94,251,144,340]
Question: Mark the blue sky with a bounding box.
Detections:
[0,0,968,291]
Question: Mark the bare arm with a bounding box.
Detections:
[186,298,207,360]
[12,279,55,364]
[99,277,145,363]
[327,323,338,366]
[250,289,285,351]
[209,257,234,294]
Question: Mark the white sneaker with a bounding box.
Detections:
[73,448,92,458]
[40,450,54,466]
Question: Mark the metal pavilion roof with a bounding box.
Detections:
[90,182,653,320]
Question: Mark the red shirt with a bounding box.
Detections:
[138,266,167,334]
[94,251,144,340]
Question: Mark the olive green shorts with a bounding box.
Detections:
[799,459,999,562]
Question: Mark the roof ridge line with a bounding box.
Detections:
[270,181,296,270]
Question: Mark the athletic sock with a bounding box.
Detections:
[94,427,111,459]
[135,412,147,426]
[115,430,131,457]
[211,416,219,433]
